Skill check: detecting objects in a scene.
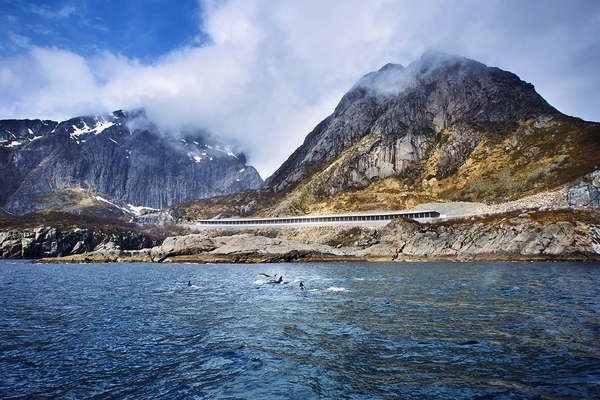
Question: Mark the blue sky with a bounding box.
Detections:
[1,0,205,60]
[1,0,599,177]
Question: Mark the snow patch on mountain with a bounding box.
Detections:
[127,204,158,215]
[225,146,237,158]
[94,195,157,216]
[70,118,115,143]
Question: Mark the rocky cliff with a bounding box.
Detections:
[0,226,155,259]
[0,110,263,215]
[376,209,600,261]
[264,52,600,216]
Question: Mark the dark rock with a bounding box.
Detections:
[0,227,155,259]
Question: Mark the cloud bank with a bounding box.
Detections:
[1,0,599,177]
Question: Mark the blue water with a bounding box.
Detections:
[1,261,600,399]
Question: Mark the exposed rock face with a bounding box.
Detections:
[13,208,600,262]
[266,52,555,192]
[148,232,349,263]
[0,227,155,259]
[153,209,600,262]
[264,52,600,215]
[562,171,600,207]
[0,110,263,215]
[150,234,216,262]
[376,214,600,260]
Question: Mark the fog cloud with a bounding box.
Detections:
[1,0,599,178]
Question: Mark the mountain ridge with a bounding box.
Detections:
[2,53,600,221]
[0,109,263,215]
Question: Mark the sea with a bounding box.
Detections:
[1,260,599,399]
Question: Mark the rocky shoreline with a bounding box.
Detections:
[3,181,600,264]
[17,206,600,264]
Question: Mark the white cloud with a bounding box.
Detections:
[25,4,77,20]
[0,0,599,178]
[8,33,31,49]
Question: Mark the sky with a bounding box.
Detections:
[1,0,599,178]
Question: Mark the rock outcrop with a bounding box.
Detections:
[561,171,600,207]
[375,211,600,260]
[0,227,155,259]
[0,110,263,215]
[145,231,349,263]
[32,207,597,263]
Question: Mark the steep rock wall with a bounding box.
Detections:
[0,111,263,215]
[0,227,155,259]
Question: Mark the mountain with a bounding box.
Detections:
[3,52,600,262]
[4,51,598,223]
[261,51,600,216]
[0,110,263,215]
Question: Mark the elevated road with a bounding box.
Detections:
[193,210,441,228]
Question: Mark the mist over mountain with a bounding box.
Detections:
[0,110,263,216]
[260,52,599,216]
[2,51,599,223]
[2,52,600,262]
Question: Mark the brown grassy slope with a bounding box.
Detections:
[168,189,282,221]
[434,116,600,202]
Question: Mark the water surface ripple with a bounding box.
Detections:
[1,261,599,399]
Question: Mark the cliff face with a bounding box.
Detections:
[0,110,263,215]
[0,226,155,259]
[264,52,600,215]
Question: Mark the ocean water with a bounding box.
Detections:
[1,260,599,399]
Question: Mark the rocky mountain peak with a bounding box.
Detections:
[264,52,597,216]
